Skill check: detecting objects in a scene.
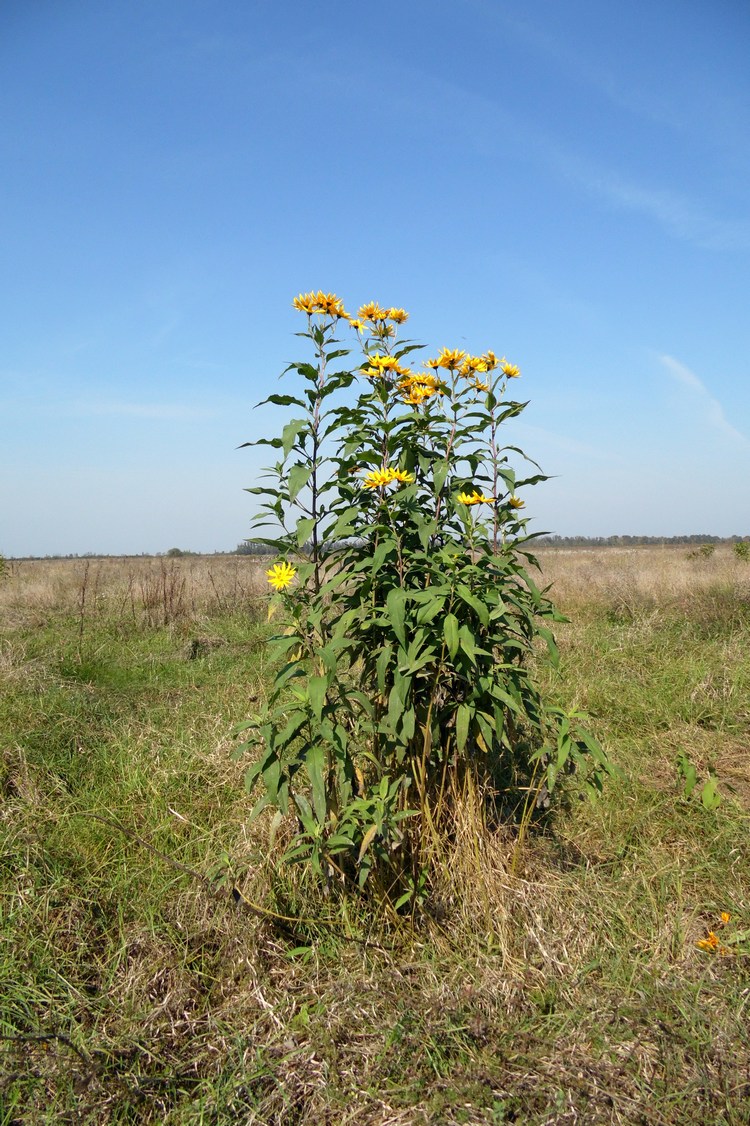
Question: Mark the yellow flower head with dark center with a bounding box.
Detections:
[458,489,495,506]
[363,466,414,489]
[473,379,490,392]
[358,301,388,322]
[460,355,488,377]
[363,354,412,379]
[425,357,441,370]
[387,307,409,324]
[500,358,521,378]
[401,385,437,406]
[482,350,499,371]
[293,292,318,314]
[349,318,365,332]
[508,496,525,509]
[266,561,297,591]
[437,348,467,370]
[315,291,348,318]
[397,372,443,391]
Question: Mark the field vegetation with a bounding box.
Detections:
[1,547,749,1124]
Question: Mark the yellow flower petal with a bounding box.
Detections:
[265,561,297,591]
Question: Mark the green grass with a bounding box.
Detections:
[1,562,749,1123]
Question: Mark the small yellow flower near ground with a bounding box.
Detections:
[508,496,525,509]
[500,358,521,378]
[363,467,414,489]
[437,348,467,370]
[265,561,297,591]
[458,489,494,506]
[720,912,731,925]
[697,931,720,951]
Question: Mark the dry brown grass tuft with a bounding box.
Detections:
[537,543,750,617]
[0,554,269,629]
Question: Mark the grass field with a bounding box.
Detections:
[1,548,749,1124]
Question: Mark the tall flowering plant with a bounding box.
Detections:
[237,292,611,904]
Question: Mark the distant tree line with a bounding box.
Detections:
[535,534,749,548]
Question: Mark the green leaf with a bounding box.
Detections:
[433,461,449,496]
[386,587,407,648]
[456,584,489,626]
[444,613,459,659]
[416,596,446,626]
[387,683,405,729]
[458,624,477,665]
[701,775,721,810]
[308,675,328,721]
[282,419,307,458]
[456,703,471,752]
[262,754,281,802]
[258,393,306,408]
[536,625,559,668]
[288,463,312,501]
[296,517,316,546]
[376,645,392,694]
[306,745,327,824]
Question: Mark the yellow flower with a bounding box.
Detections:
[482,350,499,371]
[397,372,443,393]
[437,347,467,370]
[349,318,365,332]
[363,354,412,378]
[500,358,521,378]
[460,355,488,377]
[508,496,525,509]
[315,291,348,317]
[293,291,347,317]
[293,292,318,314]
[363,466,414,489]
[720,912,731,925]
[473,379,490,392]
[425,358,441,370]
[358,301,388,322]
[401,385,437,406]
[697,931,720,952]
[458,489,494,506]
[266,561,297,591]
[387,307,409,324]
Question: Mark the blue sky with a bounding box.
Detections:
[2,0,749,556]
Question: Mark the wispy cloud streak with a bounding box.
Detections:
[552,154,750,251]
[659,354,747,443]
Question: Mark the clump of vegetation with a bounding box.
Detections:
[733,540,750,562]
[237,292,611,906]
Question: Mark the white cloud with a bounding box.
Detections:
[659,354,747,443]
